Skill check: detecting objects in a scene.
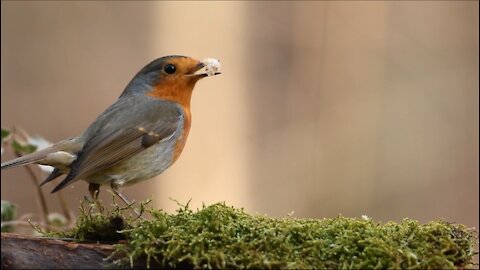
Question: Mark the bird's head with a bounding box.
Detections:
[120,55,221,106]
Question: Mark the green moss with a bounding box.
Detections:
[45,199,139,242]
[49,201,478,269]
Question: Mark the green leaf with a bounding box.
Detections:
[12,140,37,154]
[1,200,17,232]
[1,128,11,142]
[1,200,16,221]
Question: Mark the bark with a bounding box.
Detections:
[1,233,116,269]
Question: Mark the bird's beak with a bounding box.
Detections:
[186,59,221,78]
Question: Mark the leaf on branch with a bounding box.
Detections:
[1,128,11,142]
[12,140,37,155]
[1,200,17,232]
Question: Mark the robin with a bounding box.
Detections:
[1,55,221,214]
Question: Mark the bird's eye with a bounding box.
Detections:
[164,64,176,74]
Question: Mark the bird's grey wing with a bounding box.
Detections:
[51,97,182,193]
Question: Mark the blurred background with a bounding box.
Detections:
[1,1,478,233]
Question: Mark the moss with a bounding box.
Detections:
[49,201,477,269]
[45,199,140,242]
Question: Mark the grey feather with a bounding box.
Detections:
[51,95,182,193]
[40,168,63,186]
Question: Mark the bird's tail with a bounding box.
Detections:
[1,147,55,170]
[1,138,80,170]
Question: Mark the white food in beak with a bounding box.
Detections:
[201,58,221,76]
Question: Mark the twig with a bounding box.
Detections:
[56,191,74,224]
[1,220,48,228]
[11,127,50,229]
[21,163,50,229]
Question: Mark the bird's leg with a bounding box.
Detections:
[110,183,141,217]
[88,183,104,212]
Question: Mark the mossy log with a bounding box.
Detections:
[1,203,478,269]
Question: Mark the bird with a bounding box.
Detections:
[1,55,221,214]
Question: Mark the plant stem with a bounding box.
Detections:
[21,162,49,229]
[57,191,73,224]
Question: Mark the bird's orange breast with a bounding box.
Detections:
[172,107,191,162]
[147,79,194,109]
[147,82,193,162]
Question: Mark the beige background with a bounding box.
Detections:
[1,1,478,234]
